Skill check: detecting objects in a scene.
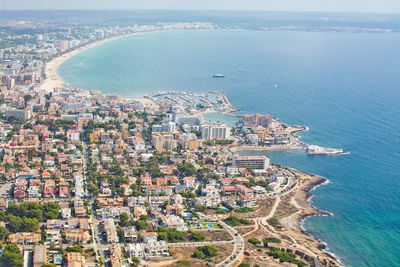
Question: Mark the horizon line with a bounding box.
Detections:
[1,9,400,15]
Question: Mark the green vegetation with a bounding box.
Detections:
[267,218,281,227]
[175,260,190,266]
[119,213,129,227]
[193,245,219,259]
[157,227,186,243]
[0,225,8,240]
[190,231,205,241]
[235,207,254,213]
[223,215,251,227]
[131,256,140,266]
[3,202,60,222]
[178,162,196,176]
[66,246,83,253]
[263,237,281,247]
[216,208,227,214]
[267,247,306,267]
[195,205,207,212]
[238,263,251,267]
[0,202,59,232]
[0,244,23,267]
[248,237,261,245]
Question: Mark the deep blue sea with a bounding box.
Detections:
[59,29,400,267]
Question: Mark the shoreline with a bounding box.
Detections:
[286,170,342,266]
[38,30,342,265]
[40,31,148,93]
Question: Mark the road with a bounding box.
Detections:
[197,213,244,267]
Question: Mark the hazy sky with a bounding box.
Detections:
[1,0,400,13]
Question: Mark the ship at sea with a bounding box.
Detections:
[306,145,349,155]
[212,73,225,78]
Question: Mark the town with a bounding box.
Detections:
[0,16,341,267]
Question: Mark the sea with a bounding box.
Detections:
[56,12,400,267]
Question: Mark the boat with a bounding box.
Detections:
[306,145,349,155]
[212,74,225,78]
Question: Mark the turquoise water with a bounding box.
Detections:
[59,30,400,266]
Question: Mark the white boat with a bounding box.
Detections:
[306,145,348,155]
[212,73,225,78]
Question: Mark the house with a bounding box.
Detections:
[109,244,124,267]
[98,207,130,219]
[61,208,72,219]
[66,252,95,267]
[65,229,90,244]
[33,245,47,267]
[28,186,41,198]
[59,179,69,197]
[145,241,169,257]
[66,130,80,142]
[43,179,56,197]
[142,232,158,243]
[221,185,238,195]
[183,176,195,188]
[124,226,137,242]
[221,178,232,186]
[195,195,221,208]
[159,215,186,231]
[144,185,172,196]
[155,177,168,186]
[104,219,119,243]
[74,206,87,218]
[268,182,280,191]
[165,204,183,216]
[8,232,41,245]
[236,184,253,196]
[240,195,257,207]
[46,229,62,245]
[0,199,8,210]
[133,206,147,219]
[252,185,267,194]
[127,243,145,259]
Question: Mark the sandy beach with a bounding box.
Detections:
[40,33,141,93]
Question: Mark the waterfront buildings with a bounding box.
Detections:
[233,155,270,170]
[201,122,231,140]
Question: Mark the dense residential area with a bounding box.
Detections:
[0,15,341,267]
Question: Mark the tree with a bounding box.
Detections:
[119,213,129,227]
[22,217,39,232]
[135,220,147,231]
[0,244,23,267]
[190,231,205,241]
[247,237,261,245]
[66,246,83,253]
[24,94,33,105]
[43,202,60,219]
[193,249,205,259]
[6,215,23,233]
[193,245,219,259]
[88,184,99,196]
[238,264,251,267]
[178,162,196,176]
[263,237,281,247]
[0,226,8,240]
[131,256,140,266]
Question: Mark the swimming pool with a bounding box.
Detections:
[207,224,214,229]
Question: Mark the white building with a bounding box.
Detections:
[201,122,231,140]
[233,155,270,170]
